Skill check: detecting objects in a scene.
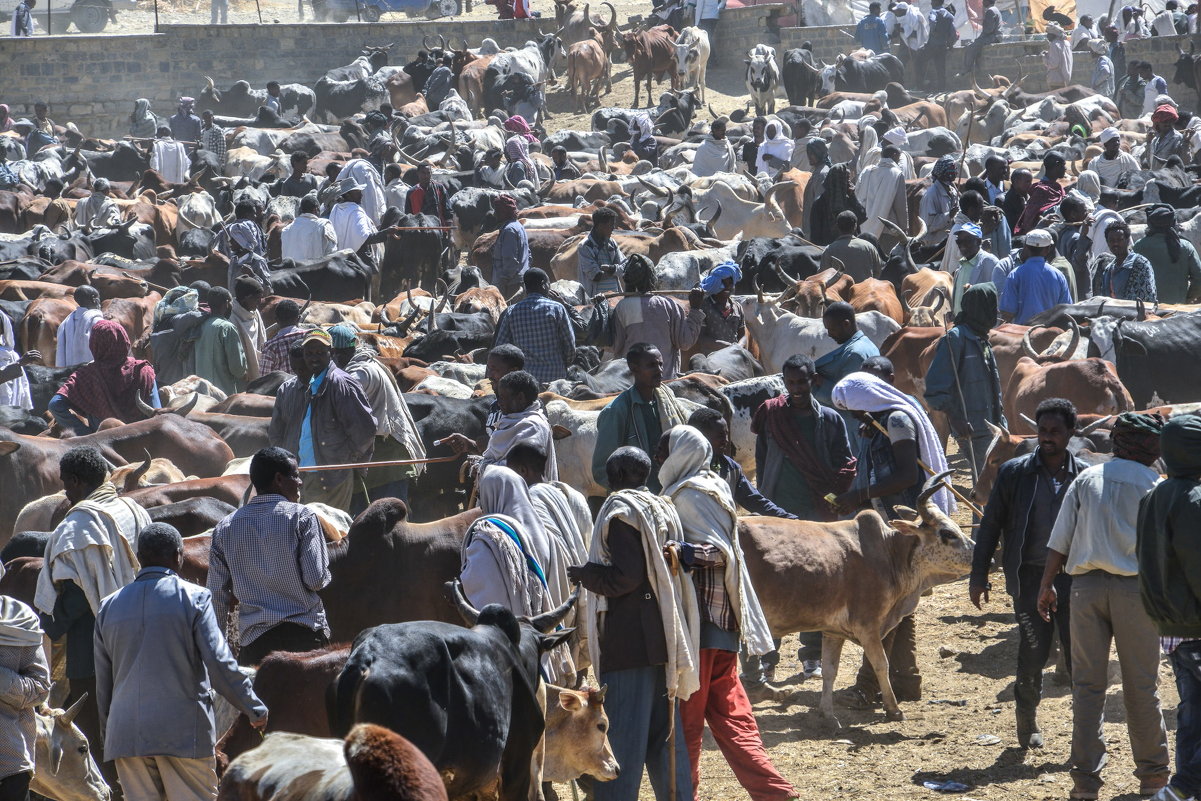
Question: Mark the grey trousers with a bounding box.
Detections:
[116,756,217,801]
[1068,571,1170,793]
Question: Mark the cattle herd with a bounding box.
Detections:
[5,5,1201,800]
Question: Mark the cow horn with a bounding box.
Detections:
[708,103,720,119]
[762,181,789,219]
[600,0,617,29]
[752,270,764,303]
[599,145,609,173]
[135,392,157,419]
[929,286,946,315]
[1022,323,1046,359]
[700,203,721,238]
[636,175,669,197]
[1020,412,1038,430]
[423,34,438,50]
[124,453,153,492]
[173,393,199,416]
[1080,414,1112,434]
[60,692,89,726]
[446,579,481,626]
[1065,316,1081,359]
[205,76,216,91]
[822,264,844,290]
[916,469,953,521]
[769,260,795,289]
[529,585,580,633]
[971,76,989,100]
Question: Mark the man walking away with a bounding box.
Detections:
[999,229,1072,325]
[821,211,882,281]
[569,447,699,801]
[208,447,332,666]
[1137,415,1201,801]
[490,193,530,299]
[56,286,102,367]
[611,255,705,379]
[493,268,576,384]
[11,0,34,36]
[194,287,248,395]
[281,194,337,262]
[1039,412,1170,800]
[0,563,50,801]
[95,523,268,801]
[969,398,1085,749]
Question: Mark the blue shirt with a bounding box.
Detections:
[814,329,880,416]
[492,220,530,288]
[493,293,576,384]
[855,15,889,53]
[298,366,328,467]
[998,256,1072,324]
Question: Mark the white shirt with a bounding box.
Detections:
[55,306,103,367]
[1142,74,1169,114]
[329,202,376,253]
[855,157,908,239]
[281,214,338,262]
[1070,23,1098,48]
[150,139,189,184]
[0,310,30,410]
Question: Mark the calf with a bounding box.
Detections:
[33,697,111,801]
[543,685,620,785]
[567,29,611,112]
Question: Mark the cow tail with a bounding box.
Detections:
[330,661,368,738]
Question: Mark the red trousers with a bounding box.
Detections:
[680,649,796,801]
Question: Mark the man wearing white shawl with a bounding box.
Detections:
[335,158,386,224]
[659,427,797,801]
[36,446,149,771]
[856,144,910,243]
[0,309,34,410]
[754,121,794,177]
[0,561,51,801]
[444,370,559,481]
[150,128,190,185]
[691,118,737,177]
[568,447,698,801]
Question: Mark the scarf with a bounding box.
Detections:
[227,219,265,255]
[530,480,592,671]
[336,159,386,224]
[0,310,31,410]
[0,592,43,647]
[129,98,158,138]
[230,299,266,381]
[660,427,775,656]
[1112,412,1165,465]
[1147,204,1182,262]
[806,137,832,168]
[831,372,955,514]
[55,319,156,423]
[1074,169,1102,205]
[461,513,548,619]
[584,488,700,699]
[504,133,536,178]
[34,482,148,616]
[955,281,998,338]
[691,135,736,177]
[756,123,794,175]
[932,154,958,183]
[752,394,857,519]
[484,400,558,481]
[346,348,427,473]
[478,465,550,568]
[504,114,538,143]
[701,261,741,295]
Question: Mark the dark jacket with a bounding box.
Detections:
[714,455,797,519]
[972,450,1088,597]
[575,518,668,673]
[404,181,450,223]
[40,582,95,680]
[925,326,1007,434]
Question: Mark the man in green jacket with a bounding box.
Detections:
[1137,414,1201,801]
[194,287,248,395]
[591,343,689,493]
[1133,206,1201,305]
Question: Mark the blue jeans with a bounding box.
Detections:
[49,394,96,436]
[1170,641,1201,796]
[594,665,692,801]
[210,0,227,23]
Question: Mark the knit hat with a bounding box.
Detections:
[302,329,332,347]
[1099,127,1121,144]
[328,323,358,350]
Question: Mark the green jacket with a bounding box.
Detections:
[1137,415,1201,637]
[591,386,686,493]
[924,326,1006,433]
[194,317,247,395]
[1133,233,1201,305]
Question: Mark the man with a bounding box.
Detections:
[969,398,1085,748]
[999,229,1072,324]
[579,206,625,295]
[688,407,796,519]
[264,81,283,114]
[272,152,319,198]
[210,0,227,26]
[1134,205,1201,304]
[1014,153,1067,236]
[490,193,530,298]
[982,155,1009,206]
[821,211,882,281]
[611,255,705,379]
[1071,13,1099,46]
[36,446,150,768]
[168,97,202,145]
[281,194,337,262]
[329,178,395,268]
[1088,128,1140,187]
[270,330,376,510]
[194,286,248,395]
[949,222,999,314]
[919,155,959,246]
[856,2,890,53]
[56,285,103,367]
[1145,103,1191,169]
[209,447,332,665]
[592,343,691,493]
[0,562,50,801]
[403,163,451,225]
[925,282,1006,484]
[691,118,738,177]
[1001,167,1033,232]
[1043,22,1073,89]
[11,0,34,36]
[856,144,908,242]
[475,148,506,189]
[1141,61,1170,115]
[893,2,930,85]
[750,353,855,680]
[1037,413,1170,798]
[230,277,267,382]
[438,344,525,466]
[329,324,426,512]
[813,301,880,413]
[450,370,559,480]
[1117,59,1145,120]
[151,126,190,185]
[1089,38,1115,97]
[423,55,454,109]
[550,146,582,180]
[259,298,305,375]
[226,216,272,291]
[962,0,1000,76]
[493,268,576,384]
[95,523,268,801]
[568,447,697,801]
[1093,222,1158,302]
[1137,415,1201,801]
[74,178,120,230]
[923,0,956,89]
[267,343,311,456]
[197,111,226,165]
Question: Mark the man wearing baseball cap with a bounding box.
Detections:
[999,229,1072,325]
[950,222,999,315]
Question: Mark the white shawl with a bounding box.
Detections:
[483,400,558,481]
[755,124,794,177]
[346,349,427,473]
[659,426,775,657]
[691,136,737,178]
[336,159,386,224]
[230,299,267,381]
[584,489,700,700]
[151,139,189,184]
[0,310,31,410]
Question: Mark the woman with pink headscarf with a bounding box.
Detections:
[503,115,538,185]
[50,320,160,434]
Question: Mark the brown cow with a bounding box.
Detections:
[453,286,507,323]
[567,29,610,112]
[537,178,628,204]
[208,393,276,417]
[777,268,850,318]
[846,277,905,325]
[17,296,74,367]
[1003,357,1134,430]
[542,685,620,785]
[454,51,499,117]
[620,25,679,107]
[0,280,75,301]
[740,471,974,721]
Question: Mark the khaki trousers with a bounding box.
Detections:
[116,756,217,801]
[1068,571,1170,793]
[301,472,354,512]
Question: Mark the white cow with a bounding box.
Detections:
[673,27,711,103]
[745,44,781,116]
[737,298,902,373]
[33,698,110,801]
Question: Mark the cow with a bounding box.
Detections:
[330,583,576,801]
[542,684,620,786]
[198,77,316,118]
[687,343,764,382]
[33,696,111,801]
[738,292,902,373]
[267,251,377,303]
[817,52,906,95]
[567,29,611,112]
[1003,357,1135,429]
[741,471,973,721]
[1105,314,1201,408]
[672,26,711,103]
[314,74,388,123]
[845,277,906,326]
[745,44,781,116]
[217,726,448,801]
[621,25,680,107]
[1173,42,1201,108]
[782,45,821,107]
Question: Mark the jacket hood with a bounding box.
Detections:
[1161,415,1201,479]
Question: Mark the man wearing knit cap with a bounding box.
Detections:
[490,193,529,299]
[1134,205,1201,304]
[1088,128,1140,187]
[1039,413,1170,800]
[1145,104,1190,168]
[1137,415,1201,801]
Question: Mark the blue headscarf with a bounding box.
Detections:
[701,261,742,295]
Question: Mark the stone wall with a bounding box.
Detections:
[0,3,783,136]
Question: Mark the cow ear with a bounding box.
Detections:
[49,734,64,776]
[0,441,21,456]
[559,691,584,712]
[539,628,574,652]
[887,518,922,537]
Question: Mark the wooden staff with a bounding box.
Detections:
[601,289,696,298]
[866,417,985,517]
[297,453,462,473]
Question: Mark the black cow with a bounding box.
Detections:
[1110,314,1201,408]
[1173,43,1201,107]
[485,71,546,126]
[450,187,520,249]
[268,251,377,302]
[403,393,490,521]
[402,312,496,363]
[277,120,369,157]
[323,49,390,82]
[735,236,822,291]
[1,531,49,563]
[382,212,444,297]
[330,582,576,801]
[23,365,76,415]
[542,130,610,152]
[653,88,703,136]
[829,52,906,93]
[147,497,237,538]
[86,221,157,261]
[245,371,291,396]
[0,228,93,265]
[178,227,216,258]
[0,406,46,436]
[782,46,821,108]
[313,75,387,123]
[0,260,47,282]
[67,142,152,182]
[688,343,764,382]
[198,78,315,118]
